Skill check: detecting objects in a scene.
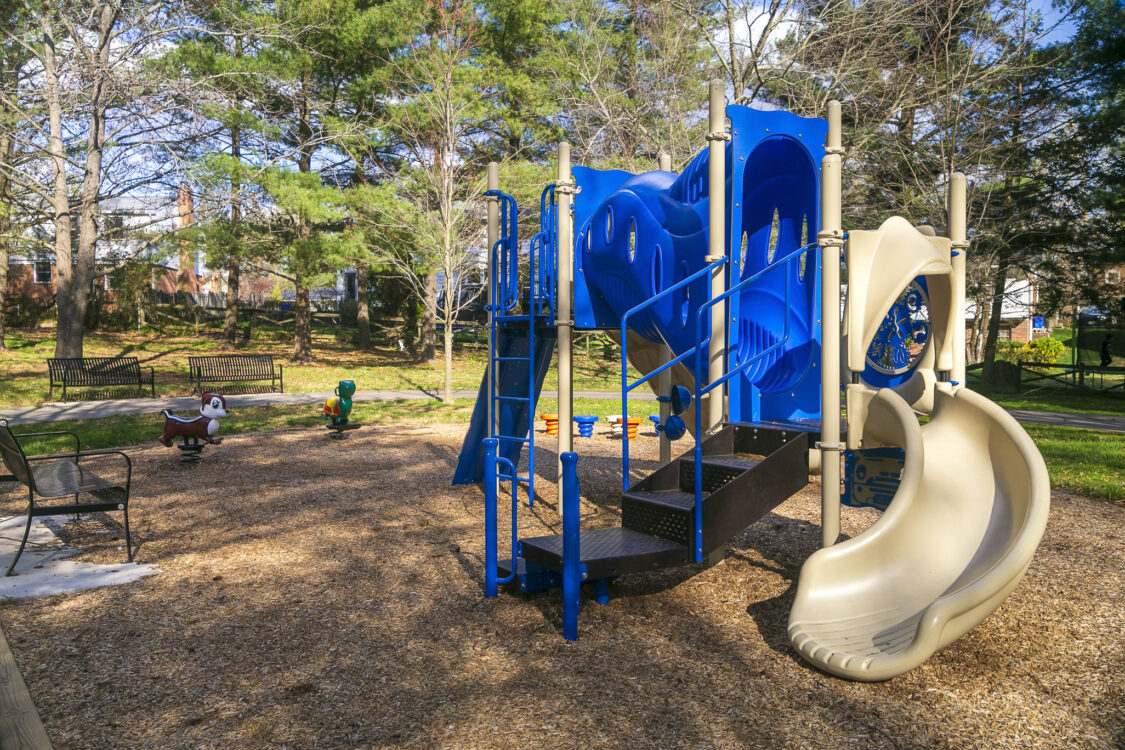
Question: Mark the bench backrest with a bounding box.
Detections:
[188,354,276,380]
[0,421,34,491]
[47,357,142,385]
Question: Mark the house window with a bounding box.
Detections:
[34,262,52,284]
[344,270,358,301]
[105,214,125,232]
[1107,269,1121,286]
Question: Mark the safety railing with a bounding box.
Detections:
[485,190,520,312]
[529,183,557,321]
[687,241,816,560]
[483,438,522,597]
[620,257,728,491]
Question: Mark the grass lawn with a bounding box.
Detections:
[1022,424,1125,503]
[0,325,638,409]
[988,391,1125,416]
[10,399,1122,503]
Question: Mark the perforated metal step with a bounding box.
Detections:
[519,527,691,579]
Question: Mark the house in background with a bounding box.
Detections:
[6,185,222,310]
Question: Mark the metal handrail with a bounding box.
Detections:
[686,241,817,560]
[484,438,521,596]
[620,257,728,490]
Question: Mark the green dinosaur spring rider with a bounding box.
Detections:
[324,380,360,439]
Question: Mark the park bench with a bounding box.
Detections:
[187,354,283,394]
[47,357,155,401]
[0,420,133,577]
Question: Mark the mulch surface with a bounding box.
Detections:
[0,424,1121,749]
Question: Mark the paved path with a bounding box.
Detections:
[0,390,1120,433]
[0,389,657,426]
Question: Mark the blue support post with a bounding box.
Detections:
[595,578,609,605]
[484,438,499,598]
[561,451,582,641]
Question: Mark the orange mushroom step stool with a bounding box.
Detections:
[617,416,642,440]
[540,414,559,435]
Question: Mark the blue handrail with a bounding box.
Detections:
[620,257,728,491]
[686,241,817,560]
[484,438,521,596]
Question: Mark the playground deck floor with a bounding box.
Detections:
[0,424,1120,749]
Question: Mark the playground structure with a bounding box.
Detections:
[452,82,1050,681]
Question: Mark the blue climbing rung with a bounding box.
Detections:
[494,395,530,403]
[494,356,529,362]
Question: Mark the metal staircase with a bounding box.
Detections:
[508,424,809,583]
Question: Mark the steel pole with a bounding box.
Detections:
[486,163,499,436]
[657,151,673,464]
[818,101,843,548]
[949,172,968,386]
[706,79,728,433]
[556,144,575,482]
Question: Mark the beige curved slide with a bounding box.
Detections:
[788,385,1050,681]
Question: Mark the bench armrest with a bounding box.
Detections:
[27,448,132,491]
[13,430,81,457]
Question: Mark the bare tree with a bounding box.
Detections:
[369,0,491,402]
[4,1,208,357]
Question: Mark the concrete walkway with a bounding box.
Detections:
[0,390,1120,432]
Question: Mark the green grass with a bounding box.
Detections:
[1022,424,1125,503]
[987,391,1125,417]
[7,396,655,455]
[0,326,639,409]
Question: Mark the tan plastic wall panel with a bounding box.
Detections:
[845,217,952,373]
[787,387,1050,681]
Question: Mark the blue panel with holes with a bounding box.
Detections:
[843,447,906,511]
[571,105,826,425]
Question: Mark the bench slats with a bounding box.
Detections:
[46,357,154,401]
[187,355,283,393]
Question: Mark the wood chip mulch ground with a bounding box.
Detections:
[0,424,1121,749]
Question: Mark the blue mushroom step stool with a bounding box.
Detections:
[574,415,599,438]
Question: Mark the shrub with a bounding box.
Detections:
[1024,336,1067,364]
[993,337,1068,365]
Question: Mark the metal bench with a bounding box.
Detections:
[46,356,155,401]
[0,420,133,577]
[187,354,283,394]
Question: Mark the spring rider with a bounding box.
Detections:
[324,380,360,439]
[159,392,229,462]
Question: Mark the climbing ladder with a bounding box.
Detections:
[452,188,556,502]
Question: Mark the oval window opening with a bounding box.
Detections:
[739,230,749,279]
[798,214,809,280]
[605,207,613,242]
[628,220,637,263]
[767,208,779,264]
[651,244,663,294]
[680,261,690,327]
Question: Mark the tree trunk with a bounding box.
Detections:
[0,132,11,350]
[293,280,312,361]
[56,4,115,358]
[42,16,76,357]
[417,273,437,363]
[291,75,315,362]
[223,122,242,348]
[404,296,418,357]
[979,256,1009,391]
[442,323,454,403]
[356,262,370,349]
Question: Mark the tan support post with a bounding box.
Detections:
[556,143,575,481]
[818,100,844,548]
[657,152,673,464]
[486,162,499,435]
[706,79,729,433]
[949,172,968,386]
